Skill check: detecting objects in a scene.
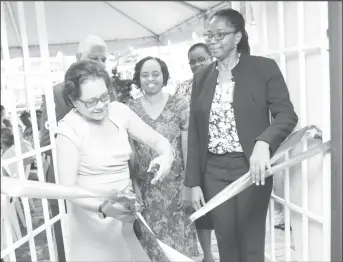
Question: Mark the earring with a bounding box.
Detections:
[234,43,238,48]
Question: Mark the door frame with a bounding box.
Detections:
[328,2,342,261]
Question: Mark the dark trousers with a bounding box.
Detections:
[45,157,66,262]
[203,152,273,262]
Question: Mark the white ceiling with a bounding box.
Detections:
[2,1,230,57]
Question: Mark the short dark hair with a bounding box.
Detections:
[64,60,114,107]
[133,56,170,89]
[20,111,31,120]
[188,43,211,58]
[210,8,250,54]
[3,119,12,129]
[1,128,14,148]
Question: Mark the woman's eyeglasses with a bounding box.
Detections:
[78,91,112,108]
[203,31,236,41]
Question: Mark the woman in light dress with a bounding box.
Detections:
[55,60,174,261]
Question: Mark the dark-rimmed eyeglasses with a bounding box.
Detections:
[188,56,211,66]
[78,91,112,108]
[203,31,236,41]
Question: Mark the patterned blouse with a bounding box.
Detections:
[208,81,243,154]
[174,79,193,103]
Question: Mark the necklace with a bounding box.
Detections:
[221,54,241,104]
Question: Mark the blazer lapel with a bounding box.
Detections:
[196,62,218,162]
[200,63,218,128]
[231,54,247,131]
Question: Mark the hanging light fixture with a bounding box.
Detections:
[192,32,198,40]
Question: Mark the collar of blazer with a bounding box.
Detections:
[191,52,251,135]
[190,53,253,171]
[193,52,249,84]
[192,52,249,101]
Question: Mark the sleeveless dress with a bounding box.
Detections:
[56,102,133,261]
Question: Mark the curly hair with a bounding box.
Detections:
[63,60,114,107]
[210,8,251,55]
[133,56,170,90]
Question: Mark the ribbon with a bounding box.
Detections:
[1,178,194,261]
[190,125,329,222]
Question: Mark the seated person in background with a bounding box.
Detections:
[20,111,34,147]
[1,105,12,129]
[36,109,42,131]
[20,111,37,169]
[1,127,34,177]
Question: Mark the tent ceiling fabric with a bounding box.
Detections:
[2,1,227,56]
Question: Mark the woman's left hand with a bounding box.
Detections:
[249,140,273,186]
[102,201,136,223]
[149,149,174,185]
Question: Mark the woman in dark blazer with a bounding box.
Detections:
[185,8,298,262]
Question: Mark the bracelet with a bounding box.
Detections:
[97,200,109,219]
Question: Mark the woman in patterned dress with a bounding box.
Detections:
[174,43,215,262]
[127,56,199,261]
[174,43,213,103]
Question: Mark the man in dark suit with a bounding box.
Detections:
[39,35,112,261]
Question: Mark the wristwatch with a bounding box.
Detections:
[97,200,110,219]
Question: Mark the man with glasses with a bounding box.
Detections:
[174,42,215,262]
[39,35,111,261]
[174,43,213,102]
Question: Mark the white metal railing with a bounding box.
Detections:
[1,2,66,261]
[266,144,331,262]
[1,1,332,262]
[262,2,331,262]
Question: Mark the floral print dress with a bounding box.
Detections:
[174,79,193,103]
[127,95,199,261]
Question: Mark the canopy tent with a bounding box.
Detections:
[1,1,231,58]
